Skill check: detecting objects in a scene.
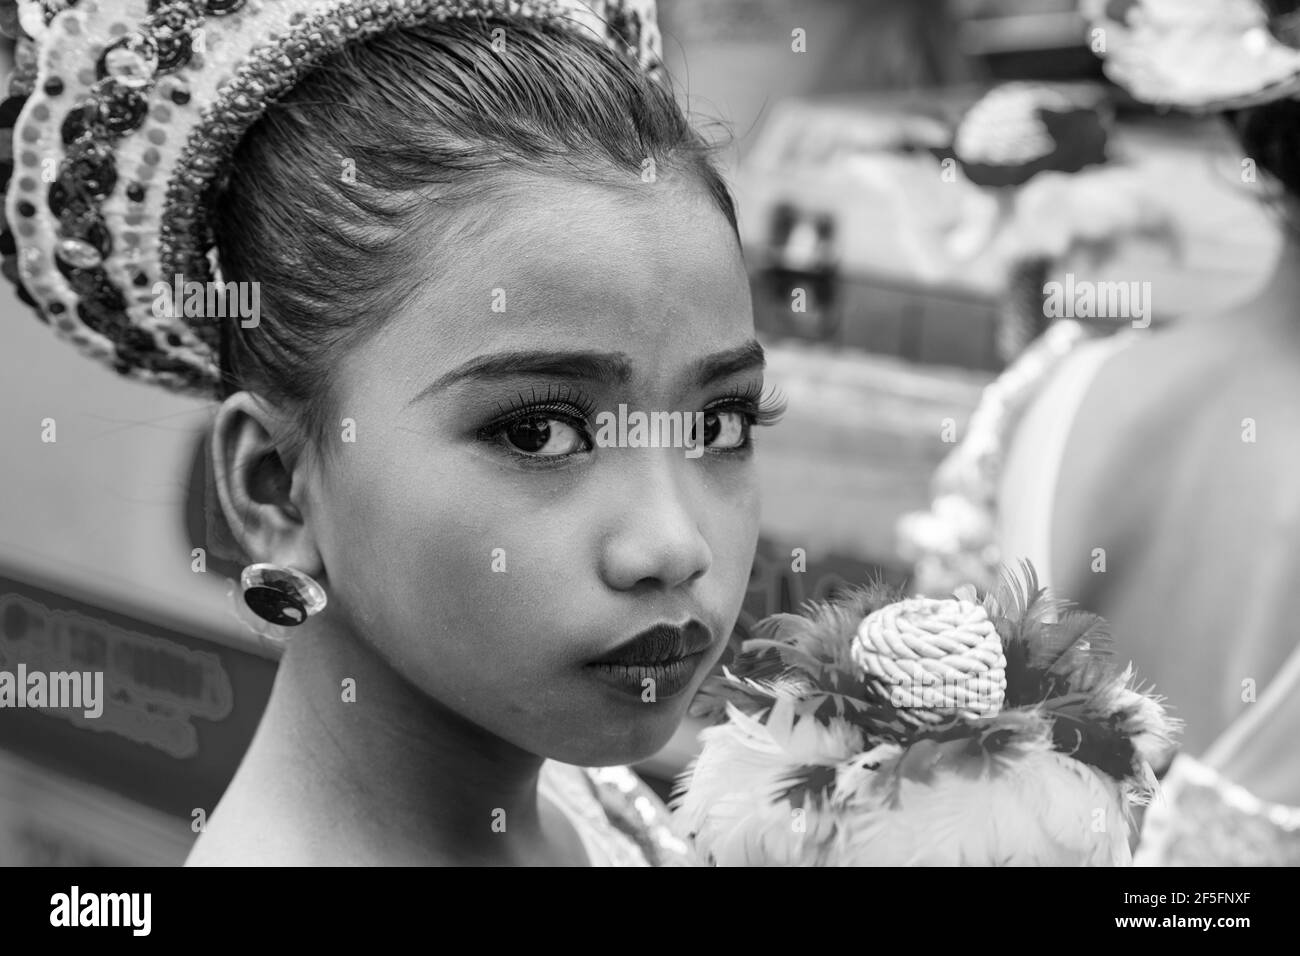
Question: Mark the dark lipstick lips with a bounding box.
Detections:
[585,620,715,700]
[589,620,713,666]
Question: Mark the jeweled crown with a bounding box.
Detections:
[0,0,661,394]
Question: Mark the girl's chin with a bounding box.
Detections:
[542,700,689,768]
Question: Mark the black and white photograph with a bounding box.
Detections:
[0,0,1293,908]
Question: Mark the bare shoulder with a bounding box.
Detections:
[183,759,353,866]
[184,789,326,866]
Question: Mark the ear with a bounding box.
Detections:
[210,391,324,579]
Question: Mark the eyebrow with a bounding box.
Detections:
[407,339,766,405]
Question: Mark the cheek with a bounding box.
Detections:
[318,446,591,684]
[680,465,763,655]
[705,469,761,604]
[311,430,763,757]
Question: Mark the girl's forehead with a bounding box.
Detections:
[366,179,752,376]
[493,175,740,283]
[322,186,753,417]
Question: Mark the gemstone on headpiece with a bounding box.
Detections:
[64,140,118,197]
[56,236,105,269]
[98,33,161,89]
[150,10,197,72]
[93,78,150,133]
[58,258,110,296]
[63,214,112,256]
[48,177,90,219]
[61,102,104,144]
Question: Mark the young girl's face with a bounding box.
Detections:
[304,176,765,766]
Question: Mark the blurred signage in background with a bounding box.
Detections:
[0,589,233,758]
[0,573,275,865]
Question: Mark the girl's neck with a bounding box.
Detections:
[250,618,556,864]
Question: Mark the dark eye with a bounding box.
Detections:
[703,410,748,449]
[500,416,589,457]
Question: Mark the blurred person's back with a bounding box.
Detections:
[1045,258,1300,803]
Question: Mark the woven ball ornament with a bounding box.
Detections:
[0,0,661,394]
[851,596,1008,723]
[674,565,1181,866]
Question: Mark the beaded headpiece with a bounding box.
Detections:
[0,0,661,395]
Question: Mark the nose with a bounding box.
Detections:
[598,455,713,592]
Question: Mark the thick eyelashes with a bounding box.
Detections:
[475,401,595,459]
[488,383,599,422]
[474,383,789,462]
[715,381,788,428]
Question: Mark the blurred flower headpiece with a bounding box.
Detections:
[1083,0,1300,110]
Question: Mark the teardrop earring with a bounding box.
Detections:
[240,563,327,626]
